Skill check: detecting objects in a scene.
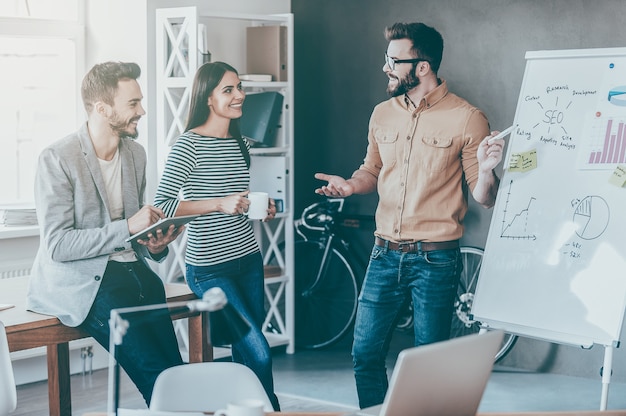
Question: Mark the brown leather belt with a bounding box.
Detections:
[375,236,459,253]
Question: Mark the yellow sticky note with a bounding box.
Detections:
[609,165,626,187]
[507,149,537,173]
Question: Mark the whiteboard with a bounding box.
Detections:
[472,47,626,348]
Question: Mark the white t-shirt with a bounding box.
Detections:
[98,149,137,262]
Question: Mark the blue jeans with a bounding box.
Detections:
[79,260,184,405]
[186,252,280,411]
[352,245,461,408]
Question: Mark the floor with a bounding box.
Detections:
[271,331,626,413]
[11,330,626,415]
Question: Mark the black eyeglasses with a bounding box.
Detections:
[384,53,429,71]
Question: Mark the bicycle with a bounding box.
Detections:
[280,198,370,349]
[272,198,517,361]
[395,245,517,362]
[450,246,518,362]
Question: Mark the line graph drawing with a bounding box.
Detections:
[500,180,537,240]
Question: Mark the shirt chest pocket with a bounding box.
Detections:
[374,128,400,167]
[420,136,454,172]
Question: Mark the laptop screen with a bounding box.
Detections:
[353,331,504,416]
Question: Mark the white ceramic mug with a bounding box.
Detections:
[214,398,265,416]
[247,192,269,220]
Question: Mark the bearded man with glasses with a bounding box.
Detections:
[315,22,506,408]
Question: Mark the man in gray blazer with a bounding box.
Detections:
[27,62,184,405]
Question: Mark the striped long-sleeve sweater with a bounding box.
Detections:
[154,131,258,266]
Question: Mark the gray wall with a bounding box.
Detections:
[291,0,626,381]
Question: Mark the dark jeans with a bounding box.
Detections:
[352,245,461,408]
[79,260,183,405]
[186,251,280,411]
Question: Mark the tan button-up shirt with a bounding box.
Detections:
[358,79,490,243]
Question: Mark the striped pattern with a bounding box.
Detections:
[154,132,258,266]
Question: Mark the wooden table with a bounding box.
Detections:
[479,413,626,416]
[84,411,626,416]
[0,276,211,416]
[84,413,343,416]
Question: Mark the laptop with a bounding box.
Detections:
[348,330,504,416]
[117,411,205,416]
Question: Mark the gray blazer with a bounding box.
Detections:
[26,123,165,327]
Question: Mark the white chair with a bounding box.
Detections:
[149,362,273,412]
[0,321,17,415]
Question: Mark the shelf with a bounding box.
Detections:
[264,275,289,285]
[211,346,232,360]
[249,146,289,155]
[243,81,288,89]
[208,333,288,361]
[195,10,290,23]
[0,225,39,239]
[155,5,295,354]
[264,332,290,348]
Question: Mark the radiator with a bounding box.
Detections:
[0,259,32,279]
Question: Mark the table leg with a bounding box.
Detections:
[188,312,212,363]
[47,342,72,416]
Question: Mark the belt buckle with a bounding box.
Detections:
[399,242,415,253]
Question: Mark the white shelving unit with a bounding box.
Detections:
[154,6,295,355]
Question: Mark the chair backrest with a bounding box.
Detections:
[0,321,17,416]
[149,362,273,412]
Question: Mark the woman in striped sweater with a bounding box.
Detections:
[153,62,279,410]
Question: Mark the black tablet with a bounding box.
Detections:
[125,214,200,243]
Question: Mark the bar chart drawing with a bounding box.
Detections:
[584,118,626,167]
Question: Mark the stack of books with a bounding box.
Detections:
[0,203,38,226]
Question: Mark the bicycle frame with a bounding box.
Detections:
[295,198,369,281]
[288,198,516,359]
[295,199,343,294]
[287,199,366,348]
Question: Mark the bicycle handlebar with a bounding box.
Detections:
[299,198,345,232]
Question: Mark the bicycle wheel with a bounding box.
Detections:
[395,302,413,331]
[450,246,517,362]
[293,239,359,349]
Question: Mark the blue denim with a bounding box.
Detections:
[352,245,461,408]
[78,260,184,405]
[186,251,280,411]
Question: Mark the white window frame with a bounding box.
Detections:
[0,11,85,118]
[0,5,84,232]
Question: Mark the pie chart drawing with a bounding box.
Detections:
[608,86,626,107]
[573,196,609,240]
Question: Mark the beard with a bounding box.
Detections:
[109,111,140,139]
[387,67,420,97]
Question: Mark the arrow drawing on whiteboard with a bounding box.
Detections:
[500,180,537,240]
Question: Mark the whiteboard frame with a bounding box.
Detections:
[526,47,626,60]
[472,46,626,350]
[472,47,626,410]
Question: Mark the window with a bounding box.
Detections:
[0,0,83,205]
[0,0,79,20]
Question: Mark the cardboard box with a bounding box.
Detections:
[246,26,288,81]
